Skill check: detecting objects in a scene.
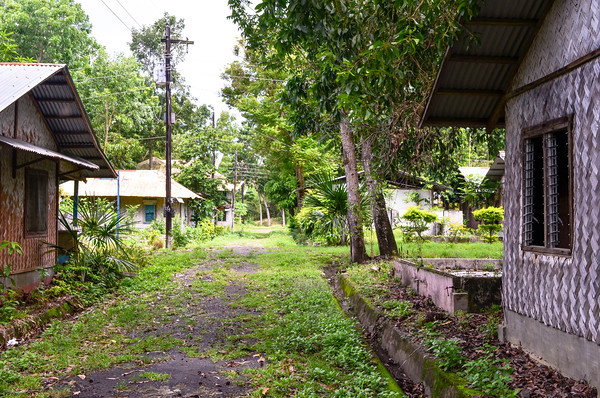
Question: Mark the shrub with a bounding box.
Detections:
[399,206,438,241]
[295,206,342,245]
[473,207,504,243]
[446,221,468,242]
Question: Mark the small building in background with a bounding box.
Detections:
[60,170,200,228]
[384,171,462,234]
[0,63,116,291]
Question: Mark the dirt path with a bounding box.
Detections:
[67,247,264,398]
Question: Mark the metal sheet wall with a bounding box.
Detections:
[0,97,58,274]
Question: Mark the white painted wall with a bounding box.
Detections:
[385,188,463,235]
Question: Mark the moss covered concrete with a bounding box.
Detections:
[338,274,483,398]
[0,300,77,348]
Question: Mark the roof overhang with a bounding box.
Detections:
[0,135,99,176]
[419,0,556,131]
[0,63,117,179]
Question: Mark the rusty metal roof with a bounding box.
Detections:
[0,63,116,179]
[420,0,556,130]
[60,170,200,200]
[0,135,99,171]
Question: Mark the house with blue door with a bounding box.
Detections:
[60,169,200,228]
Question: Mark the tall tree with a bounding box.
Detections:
[0,30,33,62]
[174,111,235,219]
[222,43,338,216]
[73,50,161,169]
[0,0,98,68]
[130,13,187,80]
[229,0,478,262]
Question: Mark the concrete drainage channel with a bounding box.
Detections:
[325,268,483,398]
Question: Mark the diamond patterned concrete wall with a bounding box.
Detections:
[511,0,600,91]
[505,57,600,344]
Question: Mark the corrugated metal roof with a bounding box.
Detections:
[420,0,556,130]
[0,63,116,179]
[485,150,505,181]
[60,170,200,200]
[0,63,63,112]
[0,135,99,171]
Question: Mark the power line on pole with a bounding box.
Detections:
[162,22,194,248]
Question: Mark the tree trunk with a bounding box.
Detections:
[296,163,306,210]
[282,210,286,226]
[340,116,368,264]
[259,191,263,226]
[361,135,398,257]
[263,194,271,226]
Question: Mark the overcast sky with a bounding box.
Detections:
[76,0,242,119]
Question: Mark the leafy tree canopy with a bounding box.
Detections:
[0,0,99,68]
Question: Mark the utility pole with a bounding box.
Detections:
[211,111,216,179]
[231,149,238,231]
[162,22,193,248]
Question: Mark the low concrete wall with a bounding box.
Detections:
[2,266,55,292]
[393,260,501,313]
[500,309,600,390]
[420,258,502,270]
[338,274,481,398]
[0,300,77,348]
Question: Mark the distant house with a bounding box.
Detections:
[330,171,461,234]
[0,63,116,291]
[61,170,200,228]
[384,171,462,233]
[485,151,505,206]
[421,0,600,387]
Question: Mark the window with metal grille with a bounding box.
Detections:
[522,117,572,254]
[25,168,48,235]
[144,204,156,223]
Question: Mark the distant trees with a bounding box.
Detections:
[0,0,98,68]
[227,0,480,262]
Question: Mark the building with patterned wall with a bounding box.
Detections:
[0,63,115,291]
[420,0,600,388]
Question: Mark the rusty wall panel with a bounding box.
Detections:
[18,95,58,151]
[0,103,15,137]
[504,56,600,345]
[511,0,600,90]
[0,98,58,275]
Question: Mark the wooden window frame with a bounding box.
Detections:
[24,168,49,237]
[521,115,574,256]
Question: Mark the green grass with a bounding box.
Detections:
[395,240,503,259]
[139,371,170,382]
[0,225,402,397]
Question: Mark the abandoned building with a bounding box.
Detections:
[0,63,115,291]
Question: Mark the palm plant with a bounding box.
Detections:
[48,198,137,286]
[298,174,368,245]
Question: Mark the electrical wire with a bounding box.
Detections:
[114,0,142,28]
[73,73,142,82]
[80,87,152,100]
[224,75,286,83]
[98,0,133,33]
